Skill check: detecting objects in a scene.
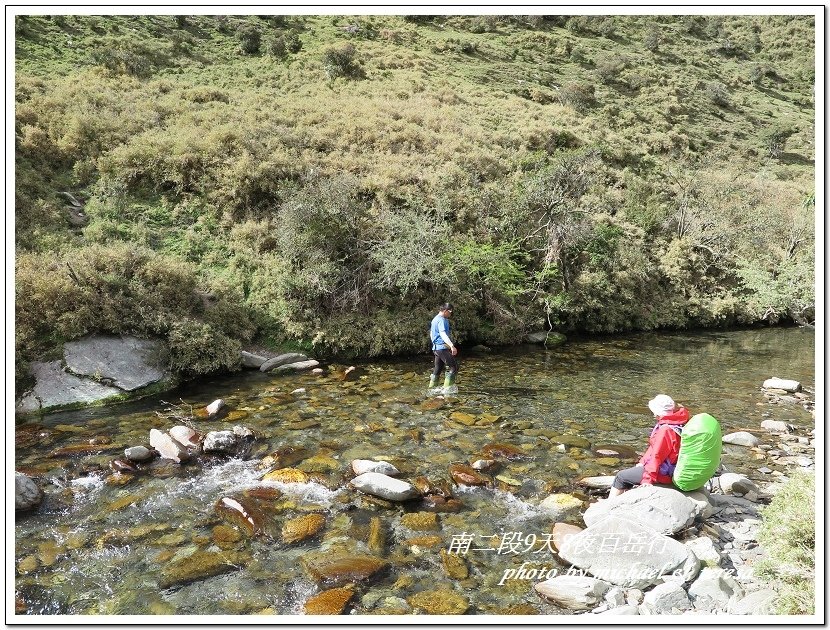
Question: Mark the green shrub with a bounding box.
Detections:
[756,471,815,614]
[704,81,730,107]
[284,31,302,53]
[759,123,794,158]
[167,319,242,376]
[322,43,364,79]
[15,244,253,384]
[595,55,627,84]
[236,24,261,55]
[88,36,171,77]
[266,35,287,58]
[557,82,596,111]
[644,26,661,51]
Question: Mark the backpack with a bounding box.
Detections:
[672,413,722,491]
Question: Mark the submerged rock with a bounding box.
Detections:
[481,443,526,460]
[407,589,470,615]
[350,472,420,501]
[303,587,355,615]
[214,496,269,537]
[301,552,387,586]
[400,512,440,531]
[15,472,43,512]
[282,513,326,544]
[262,468,310,484]
[158,550,249,588]
[534,576,609,610]
[449,464,490,487]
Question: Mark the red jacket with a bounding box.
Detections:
[638,407,690,485]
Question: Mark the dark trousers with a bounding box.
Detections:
[612,465,644,490]
[432,349,458,378]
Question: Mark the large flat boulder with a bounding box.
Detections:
[64,335,168,391]
[558,515,700,589]
[16,360,123,414]
[582,485,697,534]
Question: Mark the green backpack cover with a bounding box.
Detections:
[673,413,722,491]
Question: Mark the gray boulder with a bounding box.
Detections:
[534,576,609,610]
[149,429,190,463]
[272,359,320,373]
[762,378,801,393]
[716,473,759,496]
[583,486,697,535]
[642,581,692,613]
[351,459,400,476]
[558,515,700,589]
[761,419,792,433]
[260,353,309,372]
[16,360,123,414]
[596,605,639,615]
[722,431,761,447]
[15,472,43,512]
[688,567,744,611]
[684,537,721,567]
[349,472,419,501]
[577,475,616,489]
[124,445,153,462]
[203,430,238,454]
[241,351,269,369]
[728,589,778,615]
[64,335,168,391]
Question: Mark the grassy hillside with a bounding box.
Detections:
[14,14,816,388]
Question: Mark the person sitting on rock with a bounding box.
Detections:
[608,394,690,498]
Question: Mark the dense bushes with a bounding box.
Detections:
[12,14,816,389]
[756,471,815,613]
[16,244,254,389]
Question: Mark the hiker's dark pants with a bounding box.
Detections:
[612,465,644,490]
[432,349,458,378]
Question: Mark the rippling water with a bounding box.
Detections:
[14,327,815,616]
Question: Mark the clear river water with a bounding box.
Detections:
[14,327,815,616]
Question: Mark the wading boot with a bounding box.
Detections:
[429,374,439,389]
[442,371,457,394]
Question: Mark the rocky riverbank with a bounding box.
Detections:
[14,374,815,616]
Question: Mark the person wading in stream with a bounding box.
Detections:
[608,394,690,498]
[429,303,459,391]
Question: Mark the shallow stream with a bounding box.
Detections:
[14,327,815,615]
